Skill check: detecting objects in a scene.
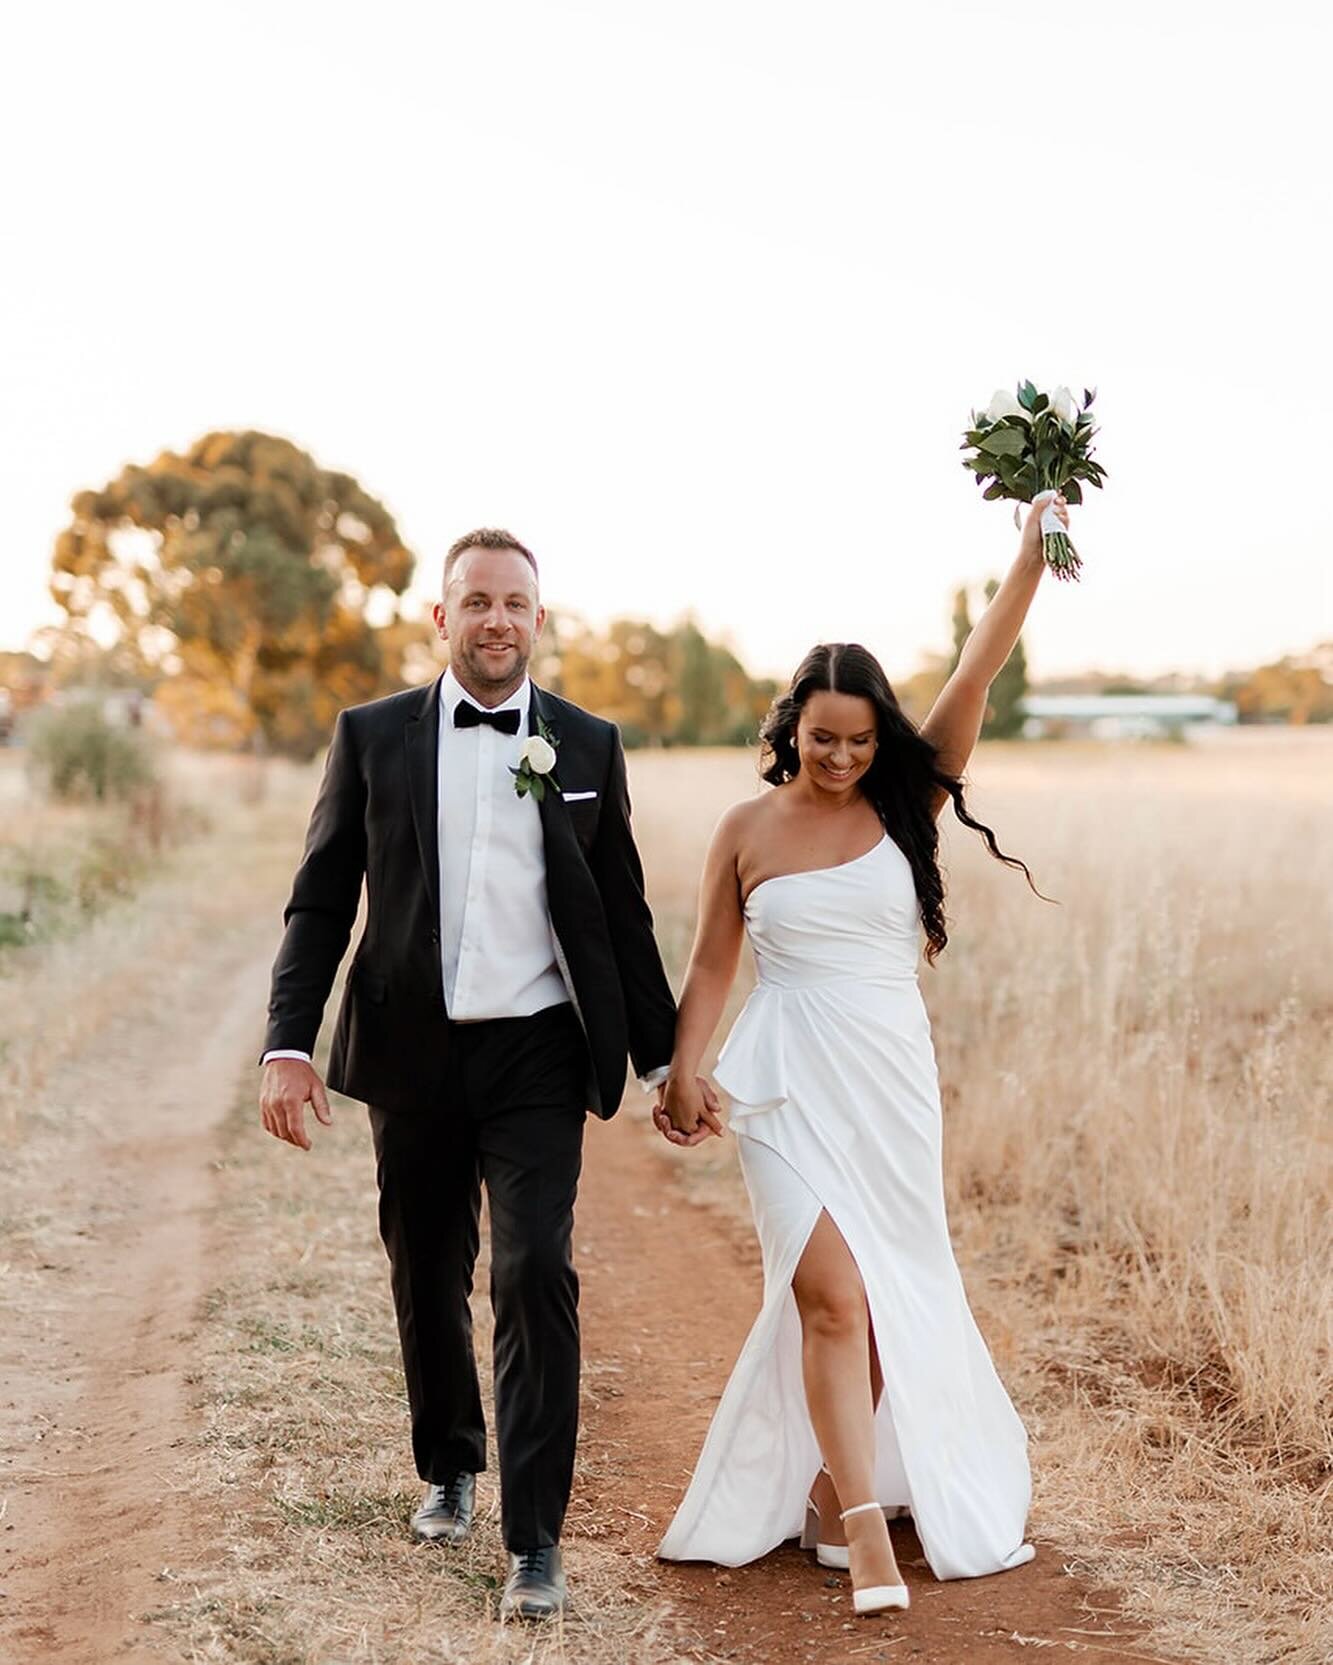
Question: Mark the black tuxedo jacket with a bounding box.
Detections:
[263,677,677,1117]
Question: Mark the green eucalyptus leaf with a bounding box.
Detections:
[980,427,1027,457]
[983,481,1008,501]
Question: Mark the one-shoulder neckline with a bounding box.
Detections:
[742,833,890,910]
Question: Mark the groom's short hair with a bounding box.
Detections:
[443,528,539,593]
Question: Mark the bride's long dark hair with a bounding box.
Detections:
[758,642,1039,963]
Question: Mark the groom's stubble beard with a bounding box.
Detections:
[451,635,532,707]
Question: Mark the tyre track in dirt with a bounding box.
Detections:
[0,918,279,1664]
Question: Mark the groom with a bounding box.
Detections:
[258,529,677,1620]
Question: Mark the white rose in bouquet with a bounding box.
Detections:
[985,388,1027,422]
[1049,385,1077,425]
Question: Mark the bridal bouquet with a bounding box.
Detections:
[961,382,1107,580]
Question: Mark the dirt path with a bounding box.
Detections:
[0,918,279,1664]
[576,1112,1175,1665]
[2,937,1172,1665]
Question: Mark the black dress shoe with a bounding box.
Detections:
[410,1472,476,1544]
[499,1545,567,1620]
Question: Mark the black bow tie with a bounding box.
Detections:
[453,700,522,735]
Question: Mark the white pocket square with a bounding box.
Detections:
[563,789,598,802]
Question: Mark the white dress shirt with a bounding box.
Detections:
[436,669,569,1020]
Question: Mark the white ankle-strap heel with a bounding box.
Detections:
[800,1498,851,1569]
[799,1466,850,1569]
[839,1502,910,1614]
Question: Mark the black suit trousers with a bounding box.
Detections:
[368,1001,588,1552]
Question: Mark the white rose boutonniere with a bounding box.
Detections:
[511,719,561,802]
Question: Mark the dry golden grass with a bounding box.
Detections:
[630,731,1333,1665]
[7,733,1327,1664]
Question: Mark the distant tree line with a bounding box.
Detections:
[34,429,778,758]
[1217,645,1333,724]
[532,614,778,749]
[1034,649,1333,724]
[19,427,1330,756]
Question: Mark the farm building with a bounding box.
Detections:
[1021,694,1238,740]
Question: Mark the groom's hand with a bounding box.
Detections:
[260,1058,332,1151]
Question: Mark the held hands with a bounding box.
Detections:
[1018,492,1069,565]
[652,1073,726,1147]
[260,1058,332,1151]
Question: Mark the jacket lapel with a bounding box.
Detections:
[403,674,443,920]
[531,684,580,885]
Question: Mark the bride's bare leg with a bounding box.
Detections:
[809,1324,884,1547]
[793,1212,900,1589]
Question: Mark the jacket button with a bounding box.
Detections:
[430,928,440,943]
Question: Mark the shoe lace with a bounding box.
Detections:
[515,1549,547,1575]
[439,1474,469,1510]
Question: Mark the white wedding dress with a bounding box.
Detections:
[657,833,1035,1581]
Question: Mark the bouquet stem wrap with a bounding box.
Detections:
[1033,488,1078,580]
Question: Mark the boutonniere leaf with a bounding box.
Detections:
[511,718,561,802]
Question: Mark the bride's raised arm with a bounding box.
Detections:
[920,494,1069,811]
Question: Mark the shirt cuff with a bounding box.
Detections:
[262,1050,313,1066]
[637,1064,670,1092]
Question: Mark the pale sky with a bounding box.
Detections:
[2,1,1328,683]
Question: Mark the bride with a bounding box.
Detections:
[653,495,1068,1616]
